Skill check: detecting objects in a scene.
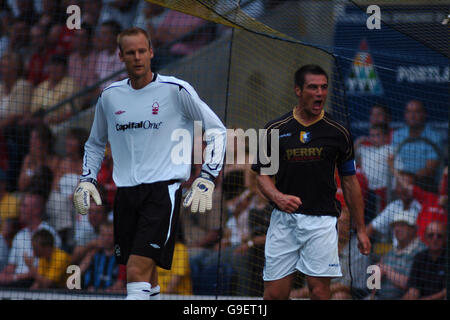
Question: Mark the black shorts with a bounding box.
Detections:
[113,180,182,270]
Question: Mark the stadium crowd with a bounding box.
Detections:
[0,0,446,300]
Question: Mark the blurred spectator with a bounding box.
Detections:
[366,171,422,251]
[214,0,265,19]
[17,124,60,192]
[392,169,447,244]
[438,166,447,209]
[68,22,99,109]
[356,123,392,217]
[0,50,33,190]
[181,165,224,263]
[98,0,138,30]
[373,211,426,299]
[152,9,214,68]
[233,174,271,297]
[36,0,66,28]
[51,127,88,192]
[0,190,61,287]
[81,0,103,30]
[389,100,443,192]
[1,217,20,250]
[355,104,392,147]
[45,172,78,252]
[46,127,88,249]
[96,142,116,210]
[72,189,110,264]
[7,17,30,63]
[26,23,51,86]
[0,51,32,128]
[156,229,192,295]
[0,131,7,180]
[28,54,81,125]
[13,0,37,25]
[44,23,75,58]
[79,221,123,293]
[24,228,71,289]
[0,9,12,59]
[0,231,7,271]
[94,19,125,91]
[0,168,19,234]
[403,221,447,300]
[190,180,256,295]
[133,2,168,42]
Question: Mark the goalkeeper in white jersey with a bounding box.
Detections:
[73,27,226,300]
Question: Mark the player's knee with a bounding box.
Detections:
[309,285,330,300]
[263,286,289,300]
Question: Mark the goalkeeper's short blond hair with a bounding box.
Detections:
[117,27,152,53]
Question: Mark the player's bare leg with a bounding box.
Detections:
[306,276,331,300]
[126,254,155,300]
[263,273,295,300]
[149,266,160,299]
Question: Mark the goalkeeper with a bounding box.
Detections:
[73,27,226,300]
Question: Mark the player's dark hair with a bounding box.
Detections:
[294,64,328,90]
[32,229,54,248]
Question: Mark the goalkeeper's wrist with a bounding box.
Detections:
[199,170,215,182]
[79,177,98,187]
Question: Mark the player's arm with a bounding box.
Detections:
[178,82,227,213]
[340,173,370,255]
[255,174,301,213]
[73,96,108,215]
[402,287,420,300]
[420,289,446,300]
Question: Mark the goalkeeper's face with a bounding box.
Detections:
[296,74,328,117]
[119,33,154,80]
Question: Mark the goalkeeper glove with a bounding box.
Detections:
[73,178,102,215]
[183,171,215,213]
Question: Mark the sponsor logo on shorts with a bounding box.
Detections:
[150,243,161,249]
[328,263,339,267]
[114,245,121,256]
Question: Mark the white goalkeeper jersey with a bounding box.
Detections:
[82,73,226,187]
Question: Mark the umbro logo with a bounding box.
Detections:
[280,133,292,138]
[115,110,126,115]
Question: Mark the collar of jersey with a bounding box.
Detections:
[292,109,324,127]
[127,73,158,88]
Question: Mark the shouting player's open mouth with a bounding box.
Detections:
[313,100,323,110]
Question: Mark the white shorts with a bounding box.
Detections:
[263,208,342,281]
